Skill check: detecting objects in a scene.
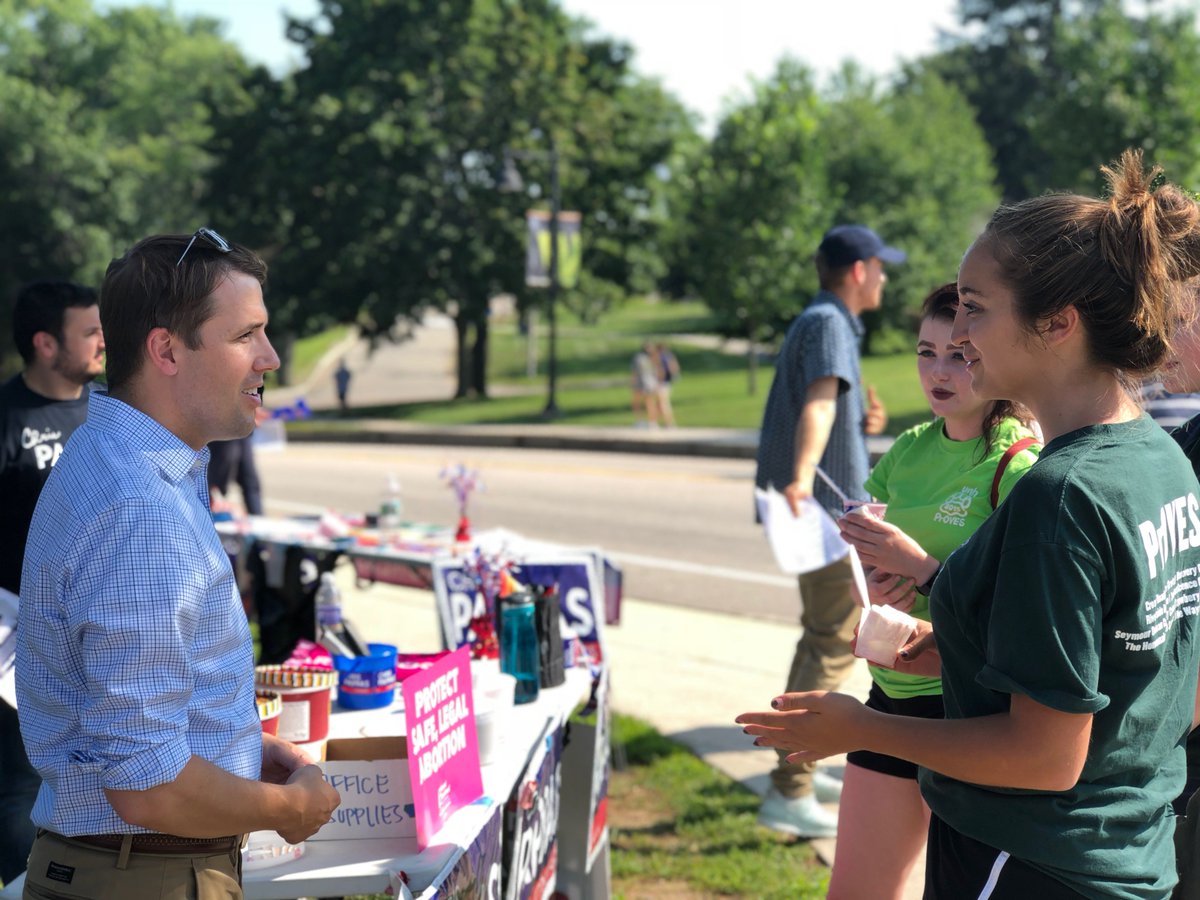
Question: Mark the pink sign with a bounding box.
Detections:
[402,646,483,847]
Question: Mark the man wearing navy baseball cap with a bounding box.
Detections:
[818,224,907,268]
[753,223,905,837]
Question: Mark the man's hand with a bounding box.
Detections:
[864,384,887,435]
[782,477,814,517]
[277,765,341,845]
[261,732,316,786]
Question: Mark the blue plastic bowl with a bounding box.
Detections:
[333,643,398,710]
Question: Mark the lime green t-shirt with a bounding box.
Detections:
[864,417,1039,699]
[920,416,1200,899]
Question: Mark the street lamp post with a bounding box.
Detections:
[502,139,561,419]
[544,140,560,419]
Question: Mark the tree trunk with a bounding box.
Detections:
[453,311,470,399]
[470,311,489,398]
[523,308,538,378]
[745,322,758,396]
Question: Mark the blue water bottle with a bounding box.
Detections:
[500,594,541,705]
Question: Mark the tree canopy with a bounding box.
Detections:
[206,0,694,396]
[678,59,998,387]
[8,0,1200,391]
[930,0,1200,198]
[0,0,253,368]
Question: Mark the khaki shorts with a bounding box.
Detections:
[22,831,242,900]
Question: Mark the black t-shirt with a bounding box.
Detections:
[0,375,89,594]
[1173,412,1200,812]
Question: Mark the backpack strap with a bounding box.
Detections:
[990,437,1039,509]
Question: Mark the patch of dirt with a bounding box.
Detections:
[613,877,716,899]
[609,779,675,830]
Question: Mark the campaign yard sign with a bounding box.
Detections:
[433,555,607,664]
[504,727,563,900]
[555,667,611,899]
[517,560,606,666]
[402,647,484,848]
[415,802,504,900]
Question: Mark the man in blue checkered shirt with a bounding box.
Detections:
[753,224,904,838]
[16,231,340,898]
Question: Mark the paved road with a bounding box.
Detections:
[256,441,799,624]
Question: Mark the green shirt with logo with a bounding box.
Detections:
[864,417,1039,699]
[920,416,1200,899]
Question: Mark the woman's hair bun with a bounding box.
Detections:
[985,148,1200,379]
[1101,149,1200,286]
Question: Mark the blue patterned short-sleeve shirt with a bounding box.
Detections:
[17,391,262,836]
[755,291,869,517]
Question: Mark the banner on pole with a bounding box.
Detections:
[525,210,582,289]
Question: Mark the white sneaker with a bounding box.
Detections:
[813,768,843,803]
[757,788,838,838]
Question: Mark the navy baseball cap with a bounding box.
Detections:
[817,225,907,267]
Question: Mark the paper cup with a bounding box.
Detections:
[475,706,505,766]
[842,500,887,518]
[855,604,918,666]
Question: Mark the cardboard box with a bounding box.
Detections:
[313,735,417,840]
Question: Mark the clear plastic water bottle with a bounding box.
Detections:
[314,572,355,657]
[379,474,403,543]
[500,593,540,704]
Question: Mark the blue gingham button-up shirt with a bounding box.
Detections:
[17,391,262,836]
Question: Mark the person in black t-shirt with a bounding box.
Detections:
[0,279,103,884]
[1155,298,1200,898]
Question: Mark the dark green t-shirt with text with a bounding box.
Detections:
[920,416,1200,900]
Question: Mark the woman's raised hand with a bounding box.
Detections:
[838,510,932,580]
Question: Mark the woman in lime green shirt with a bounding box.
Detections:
[828,283,1039,899]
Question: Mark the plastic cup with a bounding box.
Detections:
[855,604,918,666]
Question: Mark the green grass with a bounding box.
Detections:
[332,712,831,900]
[610,713,828,898]
[568,296,723,334]
[292,300,933,435]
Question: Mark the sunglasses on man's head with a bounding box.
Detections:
[176,227,231,267]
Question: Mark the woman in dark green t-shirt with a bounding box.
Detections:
[740,150,1200,900]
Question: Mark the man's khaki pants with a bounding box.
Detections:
[768,552,860,799]
[22,831,242,900]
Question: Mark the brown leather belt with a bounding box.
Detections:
[65,832,242,856]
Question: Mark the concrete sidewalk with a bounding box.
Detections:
[335,570,924,897]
